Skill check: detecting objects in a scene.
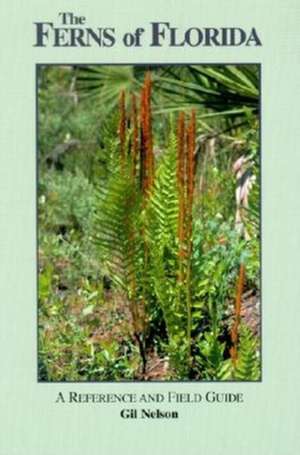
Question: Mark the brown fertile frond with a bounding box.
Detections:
[186,110,196,241]
[139,87,146,191]
[140,72,154,196]
[131,93,139,178]
[177,112,187,265]
[187,110,196,208]
[118,90,126,171]
[144,72,154,188]
[230,263,246,365]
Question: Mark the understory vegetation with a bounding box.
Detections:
[38,65,261,381]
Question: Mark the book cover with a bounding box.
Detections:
[0,1,299,454]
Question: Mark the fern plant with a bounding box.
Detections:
[145,112,198,378]
[233,324,260,380]
[146,133,190,376]
[196,332,232,380]
[92,70,259,380]
[92,73,156,375]
[94,160,149,372]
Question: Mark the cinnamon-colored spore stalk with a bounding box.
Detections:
[140,72,154,195]
[118,90,126,171]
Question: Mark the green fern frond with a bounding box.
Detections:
[145,134,189,354]
[93,164,143,291]
[197,331,232,380]
[234,324,260,381]
[146,133,178,245]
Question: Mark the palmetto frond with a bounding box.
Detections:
[76,65,259,124]
[155,65,259,118]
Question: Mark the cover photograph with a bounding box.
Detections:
[0,1,299,454]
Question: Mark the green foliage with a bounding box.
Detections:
[146,136,183,330]
[93,165,143,292]
[166,338,190,379]
[38,66,101,160]
[77,65,259,123]
[39,326,139,381]
[38,65,260,382]
[39,170,96,235]
[193,219,244,329]
[196,332,232,380]
[233,324,261,381]
[76,66,139,115]
[147,134,179,244]
[80,341,139,381]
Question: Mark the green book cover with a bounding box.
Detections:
[0,1,299,454]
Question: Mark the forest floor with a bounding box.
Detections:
[86,288,260,381]
[40,248,260,381]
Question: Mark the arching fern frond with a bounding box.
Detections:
[197,331,232,380]
[94,165,143,292]
[145,134,188,356]
[146,132,178,245]
[234,324,260,380]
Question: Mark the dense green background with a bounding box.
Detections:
[0,0,300,453]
